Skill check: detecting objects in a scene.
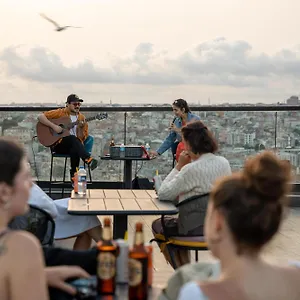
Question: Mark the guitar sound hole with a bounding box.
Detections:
[51,125,64,136]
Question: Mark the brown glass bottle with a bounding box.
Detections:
[145,243,153,287]
[128,222,148,300]
[97,218,118,295]
[110,137,115,147]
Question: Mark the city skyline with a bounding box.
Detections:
[2,0,300,104]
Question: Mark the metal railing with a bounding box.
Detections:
[0,104,300,185]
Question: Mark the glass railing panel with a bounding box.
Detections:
[0,108,295,184]
[197,110,277,172]
[0,110,125,182]
[125,109,278,180]
[276,111,300,182]
[125,110,176,179]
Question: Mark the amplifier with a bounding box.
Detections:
[109,145,145,158]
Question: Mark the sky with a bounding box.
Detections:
[1,0,300,105]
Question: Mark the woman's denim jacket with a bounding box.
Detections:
[157,112,200,155]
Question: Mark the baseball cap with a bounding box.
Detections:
[66,94,84,104]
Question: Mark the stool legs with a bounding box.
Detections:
[83,162,93,183]
[49,154,54,197]
[62,157,68,197]
[50,155,93,197]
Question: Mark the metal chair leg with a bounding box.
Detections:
[62,156,68,197]
[195,250,199,262]
[166,244,179,270]
[49,154,54,197]
[83,162,93,183]
[88,165,92,183]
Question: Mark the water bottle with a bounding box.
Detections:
[77,166,87,195]
[120,143,125,158]
[145,143,150,152]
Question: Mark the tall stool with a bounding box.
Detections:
[49,150,92,197]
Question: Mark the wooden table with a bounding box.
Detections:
[68,189,178,239]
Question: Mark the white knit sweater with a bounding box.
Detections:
[158,153,232,203]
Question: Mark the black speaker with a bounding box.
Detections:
[131,177,154,189]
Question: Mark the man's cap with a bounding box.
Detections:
[66,94,83,103]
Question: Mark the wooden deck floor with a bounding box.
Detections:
[55,209,300,292]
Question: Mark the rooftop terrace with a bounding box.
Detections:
[3,104,300,289]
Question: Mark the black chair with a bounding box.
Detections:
[8,204,56,246]
[49,149,92,196]
[151,194,209,269]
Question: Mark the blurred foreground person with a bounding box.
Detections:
[179,151,300,300]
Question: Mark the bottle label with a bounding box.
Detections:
[128,258,142,286]
[78,175,86,182]
[97,252,116,280]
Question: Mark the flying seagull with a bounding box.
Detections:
[40,13,82,32]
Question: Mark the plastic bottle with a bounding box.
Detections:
[77,166,87,195]
[115,239,129,284]
[120,143,125,158]
[145,143,150,152]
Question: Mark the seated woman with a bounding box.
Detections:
[152,121,231,268]
[0,137,48,300]
[150,98,200,159]
[178,151,300,299]
[29,183,102,250]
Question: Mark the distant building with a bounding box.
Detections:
[243,132,256,146]
[286,96,299,105]
[4,127,32,144]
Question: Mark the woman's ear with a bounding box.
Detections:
[208,208,225,244]
[0,182,12,210]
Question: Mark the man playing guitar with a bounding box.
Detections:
[38,94,98,181]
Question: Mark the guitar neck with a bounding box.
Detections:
[85,116,97,122]
[69,116,94,128]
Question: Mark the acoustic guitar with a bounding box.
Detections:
[36,112,108,147]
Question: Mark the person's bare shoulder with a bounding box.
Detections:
[5,231,41,257]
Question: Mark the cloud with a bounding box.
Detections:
[2,37,300,88]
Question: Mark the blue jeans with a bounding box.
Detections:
[84,135,94,155]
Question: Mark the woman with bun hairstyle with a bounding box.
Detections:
[178,151,300,300]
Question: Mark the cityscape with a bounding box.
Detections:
[0,99,300,183]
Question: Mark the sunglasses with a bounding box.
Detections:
[72,102,81,107]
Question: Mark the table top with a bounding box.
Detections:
[101,155,155,161]
[68,189,178,215]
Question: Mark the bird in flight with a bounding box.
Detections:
[40,13,82,32]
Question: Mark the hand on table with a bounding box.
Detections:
[45,266,90,295]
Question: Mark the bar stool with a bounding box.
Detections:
[49,150,92,197]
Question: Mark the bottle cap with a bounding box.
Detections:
[104,217,111,226]
[135,222,143,231]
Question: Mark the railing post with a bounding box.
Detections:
[124,111,127,145]
[274,112,278,151]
